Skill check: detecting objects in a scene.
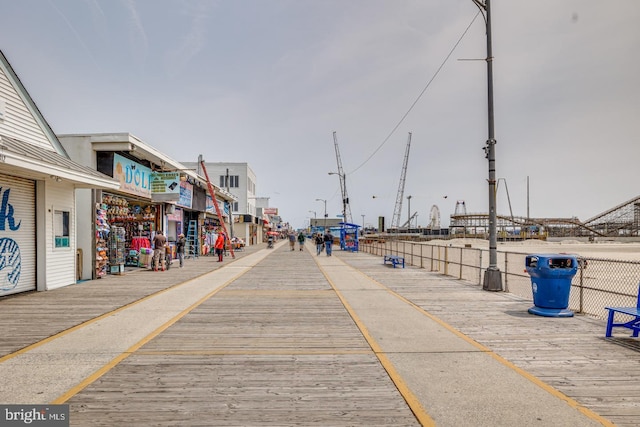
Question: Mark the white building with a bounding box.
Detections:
[182,160,263,245]
[0,50,119,296]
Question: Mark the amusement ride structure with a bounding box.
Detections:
[449,195,640,239]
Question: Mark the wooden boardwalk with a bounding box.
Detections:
[336,252,640,427]
[1,241,640,426]
[64,244,418,426]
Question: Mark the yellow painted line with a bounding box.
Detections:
[218,289,334,296]
[135,349,371,356]
[0,272,213,365]
[51,269,249,404]
[315,259,436,427]
[345,258,616,427]
[0,251,261,366]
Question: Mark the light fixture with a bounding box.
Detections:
[49,175,62,182]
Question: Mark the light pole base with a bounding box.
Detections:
[483,268,503,292]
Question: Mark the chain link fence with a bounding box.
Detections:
[359,239,640,320]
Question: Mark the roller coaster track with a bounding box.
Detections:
[449,195,640,238]
[450,214,606,237]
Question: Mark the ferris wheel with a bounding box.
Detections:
[428,205,441,229]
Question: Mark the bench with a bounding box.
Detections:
[605,283,640,338]
[384,255,405,269]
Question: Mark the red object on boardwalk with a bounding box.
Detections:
[200,161,235,259]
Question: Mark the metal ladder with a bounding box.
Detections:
[186,220,199,259]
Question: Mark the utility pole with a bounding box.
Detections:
[316,199,327,231]
[407,195,412,231]
[226,168,234,239]
[474,0,502,291]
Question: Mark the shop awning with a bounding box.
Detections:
[0,135,120,189]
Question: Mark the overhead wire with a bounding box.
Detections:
[347,10,482,175]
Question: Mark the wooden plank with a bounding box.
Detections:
[64,246,419,426]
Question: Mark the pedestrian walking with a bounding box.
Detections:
[176,233,186,268]
[297,231,305,251]
[152,230,167,271]
[288,231,296,251]
[323,230,333,256]
[214,231,225,262]
[314,233,324,255]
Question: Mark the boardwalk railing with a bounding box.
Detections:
[359,239,640,320]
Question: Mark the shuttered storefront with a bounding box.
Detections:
[0,174,35,296]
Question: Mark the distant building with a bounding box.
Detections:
[182,160,263,245]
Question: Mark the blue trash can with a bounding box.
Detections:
[525,254,578,317]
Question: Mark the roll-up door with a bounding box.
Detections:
[0,174,35,296]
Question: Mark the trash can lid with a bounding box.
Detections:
[526,254,577,269]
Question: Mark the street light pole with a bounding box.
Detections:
[475,0,502,291]
[407,195,412,231]
[315,199,327,231]
[308,210,316,229]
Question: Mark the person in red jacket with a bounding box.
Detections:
[214,232,225,262]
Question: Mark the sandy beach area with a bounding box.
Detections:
[427,238,640,262]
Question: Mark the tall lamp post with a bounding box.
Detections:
[328,172,346,223]
[308,210,316,229]
[315,199,327,231]
[407,195,412,231]
[474,0,502,291]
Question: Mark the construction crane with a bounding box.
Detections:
[332,131,352,224]
[391,132,412,230]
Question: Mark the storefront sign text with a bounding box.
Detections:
[113,154,152,198]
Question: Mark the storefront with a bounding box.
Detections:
[96,191,158,276]
[1,50,121,295]
[94,152,160,275]
[58,133,236,277]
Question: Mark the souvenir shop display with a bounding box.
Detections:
[101,193,155,268]
[137,247,153,268]
[202,219,220,256]
[95,203,110,278]
[108,226,126,275]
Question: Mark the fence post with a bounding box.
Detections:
[504,252,509,293]
[444,246,449,276]
[459,247,463,279]
[478,250,483,285]
[578,260,584,313]
[430,245,434,271]
[420,244,423,269]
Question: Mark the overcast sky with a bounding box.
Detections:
[1,0,638,229]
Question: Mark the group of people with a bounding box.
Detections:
[313,230,334,256]
[151,227,335,272]
[151,230,186,271]
[151,228,227,272]
[285,230,333,255]
[288,231,306,251]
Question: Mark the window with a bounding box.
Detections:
[219,175,240,188]
[233,202,239,212]
[54,210,70,248]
